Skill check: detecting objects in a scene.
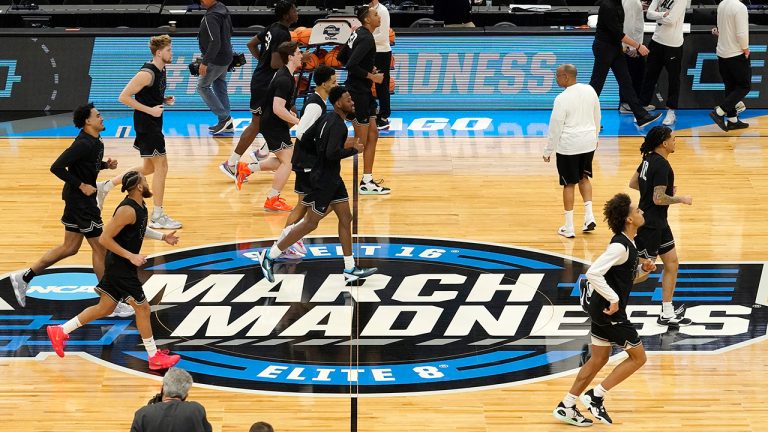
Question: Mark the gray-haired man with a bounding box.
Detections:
[131,368,212,432]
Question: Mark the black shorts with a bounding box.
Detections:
[348,87,377,125]
[261,125,294,153]
[61,202,103,238]
[302,182,349,215]
[250,73,270,115]
[635,224,675,259]
[95,271,147,305]
[294,170,313,195]
[133,131,166,158]
[556,151,594,186]
[590,321,642,349]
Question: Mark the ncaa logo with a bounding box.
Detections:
[1,236,766,396]
[25,271,98,301]
[323,25,341,40]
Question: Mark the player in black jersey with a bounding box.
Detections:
[629,126,693,327]
[553,193,654,427]
[9,103,118,308]
[97,35,182,232]
[219,0,298,180]
[47,171,182,370]
[269,65,337,258]
[258,86,377,284]
[236,41,302,212]
[344,6,390,195]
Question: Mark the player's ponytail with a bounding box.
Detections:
[640,125,672,155]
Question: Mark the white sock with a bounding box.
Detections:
[593,384,608,398]
[662,302,674,318]
[564,210,574,231]
[152,206,163,219]
[104,180,115,192]
[143,337,158,358]
[62,316,82,335]
[562,393,578,408]
[362,174,373,183]
[267,189,280,199]
[584,201,594,221]
[228,152,240,166]
[343,255,356,270]
[715,106,725,116]
[268,243,282,259]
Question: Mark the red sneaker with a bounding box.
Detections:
[235,161,252,191]
[47,325,69,358]
[264,195,293,212]
[148,349,181,370]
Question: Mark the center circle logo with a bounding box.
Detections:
[1,236,765,396]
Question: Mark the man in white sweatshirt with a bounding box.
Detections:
[639,0,687,125]
[370,0,392,129]
[544,64,601,239]
[710,0,751,131]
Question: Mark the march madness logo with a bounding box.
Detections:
[1,237,766,396]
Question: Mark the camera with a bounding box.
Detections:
[188,53,247,76]
[147,392,163,405]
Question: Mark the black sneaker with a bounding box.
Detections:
[359,179,391,195]
[211,117,234,135]
[259,252,276,283]
[343,266,378,283]
[636,112,663,128]
[709,110,728,131]
[728,120,749,130]
[657,313,693,327]
[581,389,613,425]
[552,402,593,427]
[376,118,390,130]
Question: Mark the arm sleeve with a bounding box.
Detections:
[345,36,374,79]
[544,97,565,157]
[736,6,750,50]
[325,123,357,160]
[296,104,324,140]
[202,15,222,65]
[657,0,687,25]
[585,243,629,304]
[50,141,87,188]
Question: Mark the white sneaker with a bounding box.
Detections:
[292,239,307,255]
[644,104,656,111]
[583,219,596,232]
[662,109,676,125]
[735,101,746,114]
[558,226,575,238]
[618,103,632,114]
[359,179,391,195]
[219,162,237,181]
[10,271,28,307]
[107,301,135,318]
[96,180,112,210]
[149,213,182,229]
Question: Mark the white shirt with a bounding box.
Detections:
[371,2,392,53]
[717,0,749,58]
[295,103,324,140]
[622,0,645,52]
[585,234,638,304]
[545,83,600,157]
[647,0,687,48]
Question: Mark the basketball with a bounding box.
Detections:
[290,30,298,43]
[303,52,320,71]
[324,46,343,68]
[294,26,311,45]
[389,28,395,44]
[315,47,328,60]
[371,77,396,96]
[295,75,310,93]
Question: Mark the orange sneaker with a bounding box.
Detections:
[47,325,69,358]
[148,349,181,370]
[264,195,293,212]
[235,161,252,190]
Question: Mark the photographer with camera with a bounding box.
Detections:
[197,0,234,134]
[131,367,212,432]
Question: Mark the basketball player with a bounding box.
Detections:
[47,171,181,371]
[589,0,662,128]
[344,6,389,195]
[219,0,298,180]
[9,103,117,308]
[258,86,377,284]
[369,0,392,130]
[277,65,338,258]
[553,193,653,426]
[629,126,692,326]
[544,64,600,238]
[236,41,301,212]
[97,35,181,231]
[639,0,687,125]
[710,0,751,131]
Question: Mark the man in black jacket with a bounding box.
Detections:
[197,0,234,134]
[9,103,118,308]
[131,368,212,432]
[589,0,662,128]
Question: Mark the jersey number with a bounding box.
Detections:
[347,32,358,49]
[265,32,273,51]
[639,161,649,181]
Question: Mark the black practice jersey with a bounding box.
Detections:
[343,26,376,91]
[586,233,639,325]
[134,62,166,133]
[253,22,292,84]
[292,92,327,171]
[260,66,296,132]
[105,197,148,273]
[636,151,674,228]
[50,131,105,206]
[311,112,359,186]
